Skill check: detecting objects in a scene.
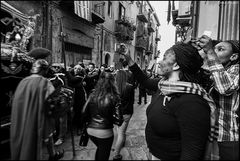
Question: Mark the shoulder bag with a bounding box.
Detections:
[79,97,91,147]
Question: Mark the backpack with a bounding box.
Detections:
[45,86,74,119]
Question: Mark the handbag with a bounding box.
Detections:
[45,86,74,119]
[113,102,123,126]
[79,125,89,147]
[78,97,91,147]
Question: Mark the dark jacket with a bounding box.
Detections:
[125,69,138,89]
[86,94,122,129]
[85,69,99,95]
[66,71,87,126]
[121,83,135,115]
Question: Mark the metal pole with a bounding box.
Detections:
[100,25,104,66]
[217,1,222,40]
[59,17,76,157]
[59,18,67,70]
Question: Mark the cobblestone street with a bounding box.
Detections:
[44,90,151,160]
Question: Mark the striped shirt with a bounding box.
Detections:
[208,60,239,142]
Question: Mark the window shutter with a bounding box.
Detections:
[219,1,239,40]
[74,1,91,21]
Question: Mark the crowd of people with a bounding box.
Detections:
[9,34,239,160]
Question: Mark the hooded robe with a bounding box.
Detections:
[10,74,55,160]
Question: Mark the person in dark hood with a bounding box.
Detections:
[10,59,64,160]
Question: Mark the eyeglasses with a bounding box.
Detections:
[52,66,60,69]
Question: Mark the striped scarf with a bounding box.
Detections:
[158,80,218,141]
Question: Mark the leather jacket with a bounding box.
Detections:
[86,94,122,129]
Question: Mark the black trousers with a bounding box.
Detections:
[218,141,239,160]
[138,88,147,104]
[89,135,114,160]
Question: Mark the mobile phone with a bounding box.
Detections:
[184,29,193,43]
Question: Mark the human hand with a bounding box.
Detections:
[119,44,135,66]
[197,35,214,54]
[190,38,202,51]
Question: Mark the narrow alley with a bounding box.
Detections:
[43,91,151,160]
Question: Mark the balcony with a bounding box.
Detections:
[148,21,155,33]
[146,43,153,55]
[135,36,147,50]
[171,9,192,27]
[137,7,148,23]
[126,27,134,41]
[155,33,161,41]
[115,19,135,42]
[91,2,105,24]
[175,17,192,27]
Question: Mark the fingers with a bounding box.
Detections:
[190,39,202,50]
[200,34,211,39]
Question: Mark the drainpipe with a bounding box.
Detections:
[48,1,53,64]
[217,1,222,40]
[193,1,199,38]
[98,35,100,65]
[100,25,104,66]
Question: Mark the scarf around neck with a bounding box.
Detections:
[158,79,218,141]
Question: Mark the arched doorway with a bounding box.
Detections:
[104,53,110,66]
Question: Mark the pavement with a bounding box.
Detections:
[43,90,152,160]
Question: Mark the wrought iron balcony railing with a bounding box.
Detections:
[91,2,105,24]
[146,43,153,55]
[148,21,155,33]
[135,36,147,50]
[115,19,135,42]
[137,5,148,23]
[155,33,161,41]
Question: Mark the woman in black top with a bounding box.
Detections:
[66,64,87,135]
[113,70,135,160]
[83,72,123,160]
[121,43,217,160]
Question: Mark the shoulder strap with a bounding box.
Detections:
[81,96,91,114]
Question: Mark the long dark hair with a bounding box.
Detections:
[91,71,120,106]
[115,70,128,96]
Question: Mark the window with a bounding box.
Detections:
[74,1,91,21]
[118,3,125,20]
[108,1,112,18]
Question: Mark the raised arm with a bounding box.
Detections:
[121,49,160,91]
[197,35,239,95]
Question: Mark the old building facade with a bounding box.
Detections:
[172,1,239,42]
[95,1,160,69]
[1,1,160,68]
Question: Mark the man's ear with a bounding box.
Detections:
[230,53,239,61]
[172,62,180,71]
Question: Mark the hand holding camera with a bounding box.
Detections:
[118,43,135,66]
[190,30,214,53]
